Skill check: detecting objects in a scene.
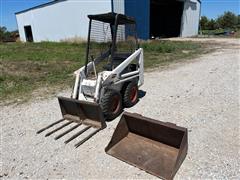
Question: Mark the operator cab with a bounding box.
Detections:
[85,12,139,77]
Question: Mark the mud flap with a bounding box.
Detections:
[105,112,188,180]
[37,97,106,147]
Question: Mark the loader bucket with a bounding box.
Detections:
[105,112,188,180]
[58,97,106,129]
[37,97,106,148]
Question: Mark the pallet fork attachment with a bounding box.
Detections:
[37,97,106,148]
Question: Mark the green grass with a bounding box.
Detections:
[200,29,240,38]
[142,40,204,69]
[201,29,226,35]
[0,40,206,103]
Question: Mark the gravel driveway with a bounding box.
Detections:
[1,38,239,179]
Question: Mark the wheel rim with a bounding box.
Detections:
[130,86,138,103]
[111,95,120,114]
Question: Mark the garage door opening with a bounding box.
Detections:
[24,26,34,42]
[150,0,184,38]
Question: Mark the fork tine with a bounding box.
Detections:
[37,119,64,134]
[45,121,73,137]
[64,126,91,144]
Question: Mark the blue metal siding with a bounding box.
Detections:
[124,0,149,39]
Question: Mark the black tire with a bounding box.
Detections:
[100,90,123,120]
[123,82,139,108]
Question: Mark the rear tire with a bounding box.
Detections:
[100,90,123,120]
[123,82,139,108]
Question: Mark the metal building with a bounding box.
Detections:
[16,0,201,42]
[113,0,201,39]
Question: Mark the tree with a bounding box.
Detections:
[217,11,238,29]
[207,19,218,30]
[200,16,209,30]
[0,26,7,32]
[237,15,240,29]
[200,17,219,30]
[0,26,19,42]
[0,26,7,41]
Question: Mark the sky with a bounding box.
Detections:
[0,0,240,31]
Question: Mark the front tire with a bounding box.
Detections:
[123,82,139,108]
[100,90,123,120]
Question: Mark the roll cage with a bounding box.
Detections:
[84,12,139,76]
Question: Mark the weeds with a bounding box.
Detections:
[141,40,203,68]
[0,40,206,102]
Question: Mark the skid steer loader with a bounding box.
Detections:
[38,12,144,147]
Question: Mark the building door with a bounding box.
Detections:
[24,26,34,42]
[150,0,184,38]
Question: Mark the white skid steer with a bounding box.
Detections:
[38,12,144,147]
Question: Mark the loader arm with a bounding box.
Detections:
[103,48,144,87]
